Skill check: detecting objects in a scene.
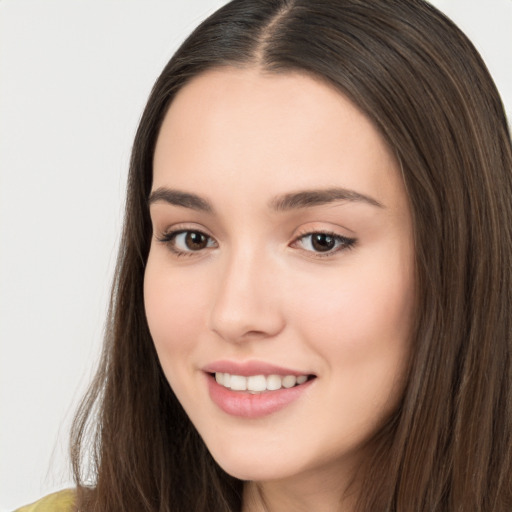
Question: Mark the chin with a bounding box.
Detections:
[215,457,290,482]
[205,439,299,482]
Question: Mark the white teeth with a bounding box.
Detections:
[214,372,309,392]
[266,374,282,391]
[247,375,267,392]
[230,374,247,391]
[282,375,297,388]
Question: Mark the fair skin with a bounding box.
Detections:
[144,67,415,512]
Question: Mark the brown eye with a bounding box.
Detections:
[294,232,356,256]
[161,230,217,254]
[184,231,209,250]
[311,233,336,252]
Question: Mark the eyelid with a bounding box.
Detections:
[156,225,218,257]
[290,229,357,257]
[154,223,356,258]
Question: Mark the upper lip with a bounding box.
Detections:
[202,360,313,377]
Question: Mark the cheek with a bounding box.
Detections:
[289,254,414,386]
[143,257,208,368]
[295,269,412,339]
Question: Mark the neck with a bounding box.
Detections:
[242,466,359,512]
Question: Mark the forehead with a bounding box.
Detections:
[152,67,404,210]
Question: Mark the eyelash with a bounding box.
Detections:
[156,230,217,258]
[156,229,356,258]
[291,230,356,257]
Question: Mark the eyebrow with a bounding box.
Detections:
[148,187,214,213]
[147,186,383,213]
[269,187,384,211]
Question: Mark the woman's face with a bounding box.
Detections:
[144,68,415,485]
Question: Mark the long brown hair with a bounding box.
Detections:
[71,1,512,510]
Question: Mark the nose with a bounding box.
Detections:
[208,248,286,343]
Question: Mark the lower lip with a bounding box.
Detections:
[206,374,314,418]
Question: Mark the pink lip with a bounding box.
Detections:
[204,373,315,419]
[202,359,311,377]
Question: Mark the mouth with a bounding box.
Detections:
[205,369,316,418]
[203,361,317,417]
[210,372,315,393]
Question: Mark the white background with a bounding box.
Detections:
[1,1,511,510]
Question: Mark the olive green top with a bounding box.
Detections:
[14,490,75,512]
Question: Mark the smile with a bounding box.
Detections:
[206,370,316,418]
[215,372,309,393]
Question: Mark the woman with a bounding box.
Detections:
[17,0,512,510]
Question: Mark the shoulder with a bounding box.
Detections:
[13,490,75,512]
